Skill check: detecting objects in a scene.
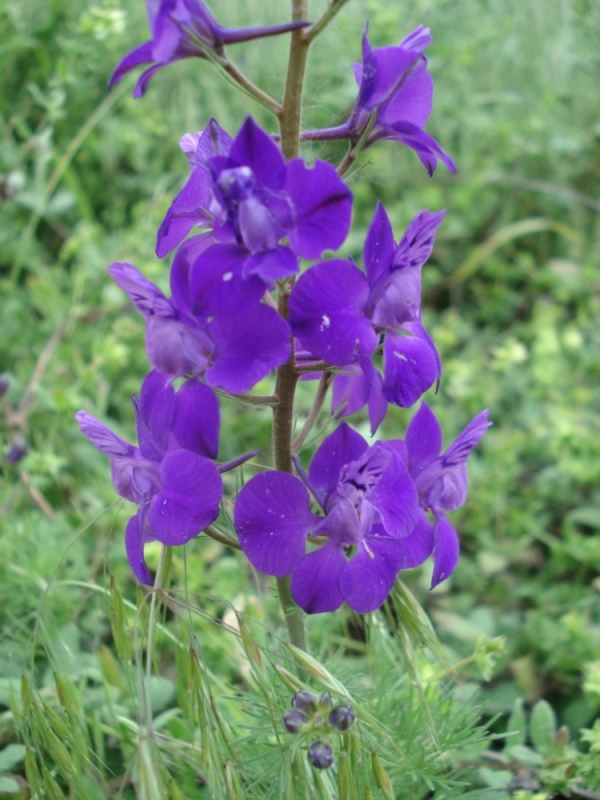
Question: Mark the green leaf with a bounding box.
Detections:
[529,699,557,755]
[506,698,526,748]
[0,744,26,772]
[506,744,544,766]
[0,775,20,793]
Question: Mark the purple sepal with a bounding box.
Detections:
[206,304,291,393]
[338,533,405,613]
[190,243,268,317]
[400,510,435,569]
[234,471,319,577]
[289,260,376,367]
[382,330,440,408]
[172,377,219,459]
[125,513,153,585]
[148,450,222,545]
[290,543,346,613]
[431,515,460,587]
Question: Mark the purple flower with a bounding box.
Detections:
[289,203,445,432]
[75,371,223,584]
[156,117,353,284]
[392,403,491,587]
[109,0,309,98]
[108,242,291,393]
[234,423,419,614]
[303,26,455,176]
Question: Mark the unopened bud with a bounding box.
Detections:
[6,438,27,463]
[0,375,9,397]
[317,692,333,710]
[282,709,310,734]
[291,690,316,715]
[307,741,334,770]
[329,704,355,731]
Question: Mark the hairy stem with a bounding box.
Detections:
[279,0,311,159]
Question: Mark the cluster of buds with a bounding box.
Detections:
[282,691,356,770]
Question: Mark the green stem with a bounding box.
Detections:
[269,1,313,651]
[279,0,311,159]
[304,0,354,44]
[144,545,171,733]
[277,576,308,653]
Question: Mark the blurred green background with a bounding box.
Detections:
[1,0,600,795]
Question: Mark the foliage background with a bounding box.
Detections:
[1,0,599,796]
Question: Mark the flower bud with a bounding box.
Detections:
[282,709,310,734]
[329,704,356,731]
[291,690,317,715]
[317,692,333,710]
[307,741,334,770]
[6,438,27,463]
[0,375,9,397]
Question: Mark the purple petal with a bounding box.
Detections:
[405,402,442,474]
[308,422,367,508]
[190,243,267,316]
[431,515,460,587]
[124,513,153,585]
[284,159,353,259]
[383,330,439,408]
[400,510,435,569]
[229,117,286,191]
[108,262,173,319]
[393,209,446,272]
[290,543,346,614]
[339,534,405,612]
[75,411,134,458]
[172,377,219,459]
[179,118,233,169]
[148,451,222,545]
[367,445,419,538]
[242,246,298,282]
[363,202,396,289]
[237,196,283,253]
[441,410,491,469]
[108,41,154,89]
[206,304,291,393]
[289,260,376,367]
[235,471,319,576]
[156,168,216,258]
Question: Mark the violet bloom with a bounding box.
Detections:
[392,403,491,587]
[109,0,309,98]
[75,371,223,584]
[108,239,290,393]
[156,117,353,285]
[303,26,455,176]
[235,423,419,614]
[289,202,445,432]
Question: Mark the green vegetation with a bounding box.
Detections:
[1,0,599,796]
